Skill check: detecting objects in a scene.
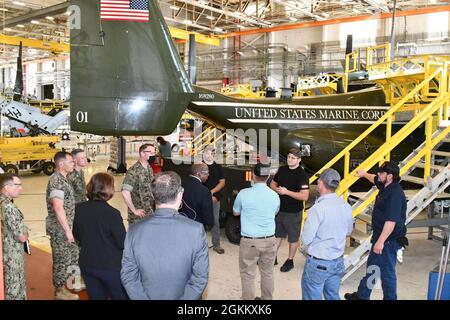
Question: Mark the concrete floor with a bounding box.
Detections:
[15,157,444,300]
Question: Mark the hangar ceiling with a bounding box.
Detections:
[0,0,448,62]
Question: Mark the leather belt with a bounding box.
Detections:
[307,254,326,261]
[307,254,342,261]
[242,235,275,239]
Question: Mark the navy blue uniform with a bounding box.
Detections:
[356,176,407,300]
[372,176,407,243]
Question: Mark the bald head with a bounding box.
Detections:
[191,163,209,183]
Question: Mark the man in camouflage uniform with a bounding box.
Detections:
[122,144,155,225]
[46,151,79,300]
[0,174,28,300]
[67,149,88,204]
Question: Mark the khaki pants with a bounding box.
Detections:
[239,237,277,300]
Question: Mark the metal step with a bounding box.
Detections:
[413,162,446,171]
[355,213,372,224]
[348,192,369,201]
[350,228,370,243]
[431,150,450,158]
[439,120,450,128]
[402,175,425,185]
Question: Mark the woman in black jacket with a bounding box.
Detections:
[73,172,128,300]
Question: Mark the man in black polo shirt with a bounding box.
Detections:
[270,148,309,272]
[203,146,226,254]
[345,161,407,300]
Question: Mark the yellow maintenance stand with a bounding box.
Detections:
[308,43,450,281]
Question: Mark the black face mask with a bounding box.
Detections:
[148,156,156,164]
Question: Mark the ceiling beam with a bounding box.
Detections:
[1,1,70,30]
[223,5,450,37]
[177,0,270,27]
[363,0,389,13]
[166,23,221,46]
[273,0,325,21]
[0,34,69,52]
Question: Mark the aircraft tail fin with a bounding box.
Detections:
[13,42,23,102]
[70,0,193,135]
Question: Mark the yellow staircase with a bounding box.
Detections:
[190,125,226,156]
[308,44,450,281]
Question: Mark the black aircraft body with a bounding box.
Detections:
[70,0,422,172]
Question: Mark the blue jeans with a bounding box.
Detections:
[81,268,129,300]
[357,240,400,300]
[301,256,345,300]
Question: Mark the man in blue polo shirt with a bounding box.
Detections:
[345,161,407,300]
[233,163,280,300]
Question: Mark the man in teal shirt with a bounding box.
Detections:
[233,163,280,300]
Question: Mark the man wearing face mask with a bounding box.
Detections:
[121,171,209,299]
[180,163,214,229]
[121,144,155,225]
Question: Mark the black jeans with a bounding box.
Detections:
[81,268,129,300]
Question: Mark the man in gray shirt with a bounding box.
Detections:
[121,171,209,300]
[300,168,353,300]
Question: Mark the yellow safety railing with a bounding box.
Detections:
[366,43,391,67]
[221,84,265,98]
[366,43,450,82]
[297,73,346,94]
[191,126,226,156]
[309,60,450,215]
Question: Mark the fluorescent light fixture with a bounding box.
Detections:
[31,20,40,24]
[183,19,193,25]
[4,27,13,31]
[16,24,24,28]
[289,17,297,22]
[46,16,54,21]
[0,8,9,12]
[236,24,244,28]
[214,27,223,32]
[198,0,209,6]
[206,15,214,20]
[170,5,179,10]
[12,1,25,6]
